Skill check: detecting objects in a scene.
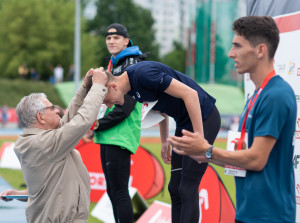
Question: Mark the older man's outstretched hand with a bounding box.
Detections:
[93,67,108,86]
[84,67,108,93]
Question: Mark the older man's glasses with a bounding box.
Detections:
[38,105,55,112]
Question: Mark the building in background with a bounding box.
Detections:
[84,0,246,85]
[83,0,196,56]
[133,0,196,56]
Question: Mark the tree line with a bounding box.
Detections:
[0,0,185,81]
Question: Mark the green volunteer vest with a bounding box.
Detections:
[94,102,142,154]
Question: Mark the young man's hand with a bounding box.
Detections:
[168,129,210,156]
[161,143,171,164]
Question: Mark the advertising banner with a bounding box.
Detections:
[0,108,18,124]
[75,141,165,202]
[274,14,300,221]
[0,142,20,169]
[136,165,235,223]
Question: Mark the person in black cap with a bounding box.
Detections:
[88,23,147,223]
[105,23,133,47]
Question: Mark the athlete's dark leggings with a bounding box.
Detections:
[168,105,221,223]
[100,144,133,223]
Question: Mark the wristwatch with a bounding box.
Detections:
[205,145,214,160]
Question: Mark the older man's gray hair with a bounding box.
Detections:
[16,93,47,128]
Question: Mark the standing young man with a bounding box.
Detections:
[168,16,297,223]
[92,23,146,223]
[99,60,221,223]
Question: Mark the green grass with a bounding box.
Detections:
[0,139,235,223]
[0,78,65,108]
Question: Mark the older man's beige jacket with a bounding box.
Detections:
[14,84,107,223]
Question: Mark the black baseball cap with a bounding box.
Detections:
[105,23,133,47]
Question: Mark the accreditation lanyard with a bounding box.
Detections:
[237,70,276,150]
[107,60,112,72]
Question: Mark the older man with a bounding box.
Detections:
[0,68,107,223]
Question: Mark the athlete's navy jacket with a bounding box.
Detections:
[125,61,216,130]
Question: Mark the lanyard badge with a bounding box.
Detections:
[237,70,276,151]
[225,70,276,177]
